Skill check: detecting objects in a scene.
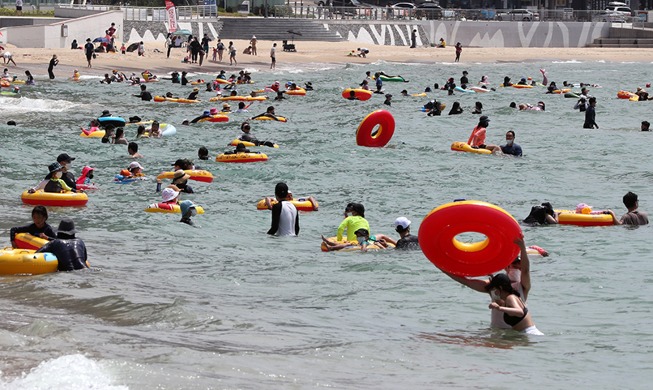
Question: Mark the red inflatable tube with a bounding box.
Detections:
[356,110,395,147]
[418,200,522,277]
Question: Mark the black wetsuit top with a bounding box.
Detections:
[187,91,199,100]
[37,238,88,271]
[395,234,420,250]
[62,171,77,191]
[504,306,528,326]
[10,223,56,242]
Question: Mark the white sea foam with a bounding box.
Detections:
[0,96,79,113]
[0,354,127,390]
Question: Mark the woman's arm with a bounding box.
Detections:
[443,271,490,293]
[490,295,525,317]
[515,237,531,300]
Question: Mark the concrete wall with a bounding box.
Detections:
[0,17,60,28]
[124,20,222,43]
[326,20,611,48]
[0,11,123,49]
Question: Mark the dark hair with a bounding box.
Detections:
[266,105,275,113]
[485,273,520,297]
[475,101,483,109]
[351,203,365,218]
[198,146,209,159]
[275,182,289,199]
[354,228,369,237]
[115,128,124,138]
[642,121,650,128]
[32,205,48,220]
[506,130,515,138]
[523,202,554,225]
[395,225,408,233]
[589,97,597,104]
[509,102,517,108]
[128,142,138,152]
[623,191,638,209]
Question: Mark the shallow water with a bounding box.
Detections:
[0,59,652,389]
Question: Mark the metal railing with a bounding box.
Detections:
[54,4,218,21]
[272,4,651,24]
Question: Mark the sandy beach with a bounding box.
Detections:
[2,40,653,77]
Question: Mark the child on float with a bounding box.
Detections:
[10,205,56,248]
[76,166,96,188]
[321,228,389,252]
[37,162,74,193]
[251,105,281,121]
[118,161,145,179]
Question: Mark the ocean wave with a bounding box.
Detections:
[0,96,79,113]
[0,354,127,390]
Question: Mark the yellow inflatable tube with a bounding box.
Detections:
[320,237,395,252]
[451,141,492,155]
[0,247,59,275]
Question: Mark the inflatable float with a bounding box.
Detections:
[551,88,571,94]
[97,116,126,129]
[13,233,49,250]
[156,170,214,183]
[419,200,522,276]
[342,88,373,101]
[512,84,533,89]
[216,152,268,163]
[80,128,106,138]
[196,114,229,123]
[21,190,88,207]
[356,110,395,147]
[153,96,200,103]
[0,91,19,97]
[320,237,395,252]
[0,247,59,275]
[451,141,492,155]
[285,87,306,96]
[617,90,638,101]
[454,86,476,93]
[470,86,490,93]
[145,203,205,214]
[378,75,407,82]
[144,123,176,137]
[217,95,262,101]
[229,139,279,148]
[555,209,613,226]
[256,197,318,212]
[251,116,287,122]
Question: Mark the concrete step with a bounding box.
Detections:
[587,42,653,48]
[217,18,343,41]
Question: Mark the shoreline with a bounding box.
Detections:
[2,41,653,78]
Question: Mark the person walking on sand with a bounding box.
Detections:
[84,38,94,68]
[137,41,145,56]
[229,41,237,66]
[250,35,258,55]
[47,54,58,79]
[216,39,225,62]
[410,29,417,48]
[455,42,462,62]
[270,43,276,69]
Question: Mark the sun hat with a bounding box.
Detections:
[393,217,411,229]
[222,102,230,109]
[479,115,490,122]
[57,218,77,235]
[209,107,219,115]
[128,161,143,171]
[161,187,179,203]
[48,162,63,173]
[193,87,199,92]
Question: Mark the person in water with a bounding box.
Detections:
[467,116,501,153]
[251,106,282,121]
[448,101,463,115]
[267,182,299,237]
[583,97,598,129]
[134,84,152,101]
[113,127,128,145]
[500,130,523,156]
[171,170,194,194]
[335,203,369,242]
[391,217,419,250]
[36,218,89,272]
[444,237,539,332]
[191,110,212,124]
[322,228,388,252]
[198,146,209,160]
[187,87,200,100]
[10,206,56,247]
[607,191,649,226]
[238,121,275,147]
[56,153,78,191]
[179,200,198,226]
[76,166,95,187]
[34,162,73,193]
[522,202,558,225]
[128,142,143,158]
[383,93,392,106]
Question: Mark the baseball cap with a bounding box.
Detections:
[393,217,411,230]
[128,161,143,170]
[57,153,76,163]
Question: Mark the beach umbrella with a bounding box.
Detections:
[126,42,139,52]
[171,29,192,37]
[93,37,110,43]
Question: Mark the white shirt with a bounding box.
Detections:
[16,0,23,7]
[276,202,298,236]
[270,46,276,57]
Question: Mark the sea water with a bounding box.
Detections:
[0,59,652,389]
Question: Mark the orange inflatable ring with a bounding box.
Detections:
[418,200,522,277]
[342,88,373,101]
[356,110,395,147]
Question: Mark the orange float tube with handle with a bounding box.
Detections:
[418,200,522,277]
[356,110,395,147]
[342,88,373,101]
